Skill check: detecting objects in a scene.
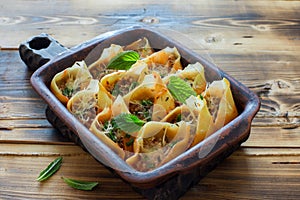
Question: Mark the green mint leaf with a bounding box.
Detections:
[199,94,204,100]
[106,50,140,70]
[62,87,73,98]
[167,76,197,103]
[103,120,118,142]
[176,114,182,122]
[114,113,145,133]
[62,177,99,191]
[126,138,134,146]
[36,157,62,182]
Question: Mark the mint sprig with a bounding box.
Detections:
[167,76,197,103]
[114,113,145,133]
[36,157,63,182]
[62,177,99,191]
[106,50,140,70]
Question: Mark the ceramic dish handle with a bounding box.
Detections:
[19,33,68,71]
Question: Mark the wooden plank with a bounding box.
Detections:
[0,144,83,156]
[0,1,299,49]
[2,90,299,119]
[1,143,300,157]
[0,51,299,147]
[0,114,298,146]
[0,128,71,144]
[0,117,299,150]
[0,102,47,119]
[2,46,300,81]
[2,18,299,51]
[0,121,299,148]
[0,119,52,129]
[1,50,300,118]
[252,117,300,129]
[243,126,300,147]
[3,78,299,119]
[186,150,300,199]
[1,125,298,148]
[0,146,299,199]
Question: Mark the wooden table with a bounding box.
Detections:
[1,0,299,199]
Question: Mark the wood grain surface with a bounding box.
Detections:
[0,0,299,199]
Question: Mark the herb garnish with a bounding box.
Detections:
[126,138,134,146]
[199,94,204,100]
[37,157,99,191]
[114,113,145,133]
[62,177,99,191]
[167,76,197,103]
[129,81,139,91]
[140,99,153,121]
[106,50,140,70]
[103,119,119,142]
[62,87,73,98]
[141,99,153,107]
[36,156,62,182]
[176,114,182,122]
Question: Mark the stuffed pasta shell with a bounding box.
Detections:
[123,72,176,122]
[88,44,123,80]
[50,61,92,105]
[100,60,149,97]
[90,97,136,159]
[124,37,154,58]
[126,121,191,172]
[176,62,207,95]
[203,78,238,130]
[144,47,182,77]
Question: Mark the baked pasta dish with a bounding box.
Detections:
[50,38,238,172]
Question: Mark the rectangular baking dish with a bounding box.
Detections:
[20,26,260,200]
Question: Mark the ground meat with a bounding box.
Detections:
[206,96,221,121]
[143,136,167,152]
[152,64,171,77]
[112,76,137,96]
[129,99,153,121]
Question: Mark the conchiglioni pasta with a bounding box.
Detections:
[124,37,154,58]
[50,61,92,105]
[50,38,238,172]
[203,78,238,130]
[88,44,123,80]
[144,47,182,77]
[126,121,191,171]
[176,62,207,95]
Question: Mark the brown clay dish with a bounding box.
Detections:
[21,26,260,200]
